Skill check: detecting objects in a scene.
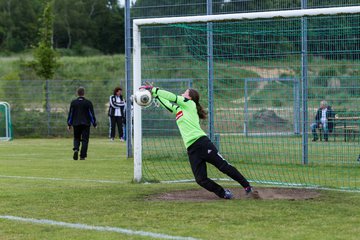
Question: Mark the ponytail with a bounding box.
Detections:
[196,102,207,119]
[188,89,207,119]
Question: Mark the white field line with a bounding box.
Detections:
[0,215,200,240]
[160,178,307,185]
[0,175,127,184]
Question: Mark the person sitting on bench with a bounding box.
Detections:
[311,100,334,142]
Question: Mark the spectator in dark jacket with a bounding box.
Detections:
[310,100,334,142]
[108,87,126,141]
[67,87,97,160]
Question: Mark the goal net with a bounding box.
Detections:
[133,7,360,190]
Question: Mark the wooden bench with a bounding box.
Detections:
[329,116,360,142]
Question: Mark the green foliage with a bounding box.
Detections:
[1,71,20,81]
[53,0,124,54]
[72,44,103,56]
[0,0,124,54]
[30,1,59,80]
[0,0,41,52]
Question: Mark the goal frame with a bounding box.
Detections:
[0,102,12,141]
[133,6,360,182]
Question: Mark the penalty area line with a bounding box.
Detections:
[0,215,200,240]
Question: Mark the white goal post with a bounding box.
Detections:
[0,102,12,141]
[132,6,360,182]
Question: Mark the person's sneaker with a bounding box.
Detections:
[110,138,114,142]
[312,138,318,142]
[245,186,260,199]
[357,155,360,162]
[223,189,233,199]
[80,157,86,160]
[120,138,124,142]
[73,151,78,160]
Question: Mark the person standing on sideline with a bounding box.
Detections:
[108,87,126,141]
[67,87,97,160]
[140,85,259,200]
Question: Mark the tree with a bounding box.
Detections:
[33,2,58,80]
[132,0,206,17]
[0,0,41,52]
[53,0,124,54]
[29,1,59,135]
[93,0,125,53]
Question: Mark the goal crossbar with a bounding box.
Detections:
[133,6,360,26]
[132,6,360,182]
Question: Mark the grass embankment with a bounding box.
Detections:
[0,54,125,81]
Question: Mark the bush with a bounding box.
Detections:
[72,44,103,56]
[56,48,77,57]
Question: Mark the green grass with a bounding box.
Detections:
[0,54,125,81]
[1,139,360,239]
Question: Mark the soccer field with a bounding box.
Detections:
[1,139,360,240]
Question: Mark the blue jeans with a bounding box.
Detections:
[123,125,126,140]
[311,122,328,140]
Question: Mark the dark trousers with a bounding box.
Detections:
[109,116,123,139]
[311,122,329,140]
[73,125,90,158]
[187,136,250,198]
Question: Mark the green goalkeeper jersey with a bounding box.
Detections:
[151,88,206,149]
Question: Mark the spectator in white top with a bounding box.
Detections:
[310,100,335,142]
[108,87,126,141]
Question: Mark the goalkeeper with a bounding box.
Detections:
[140,85,258,199]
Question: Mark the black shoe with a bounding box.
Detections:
[73,151,78,160]
[324,139,328,142]
[357,155,360,162]
[312,138,318,142]
[80,157,86,160]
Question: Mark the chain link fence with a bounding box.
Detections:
[0,79,125,138]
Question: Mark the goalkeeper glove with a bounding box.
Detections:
[139,85,153,91]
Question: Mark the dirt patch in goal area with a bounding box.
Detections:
[148,187,321,202]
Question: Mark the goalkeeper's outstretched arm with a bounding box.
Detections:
[155,96,179,114]
[152,88,189,108]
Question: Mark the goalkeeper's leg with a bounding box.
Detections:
[188,147,227,198]
[204,139,250,188]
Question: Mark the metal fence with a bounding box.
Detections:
[0,79,125,138]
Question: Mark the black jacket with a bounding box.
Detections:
[314,106,335,132]
[108,95,125,117]
[67,97,97,127]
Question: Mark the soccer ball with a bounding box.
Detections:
[134,89,153,107]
